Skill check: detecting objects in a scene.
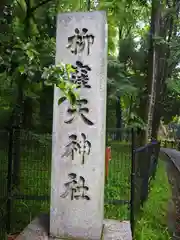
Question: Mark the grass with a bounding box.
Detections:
[104,142,131,220]
[0,135,171,240]
[135,160,171,240]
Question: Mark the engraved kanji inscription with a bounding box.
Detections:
[62,133,91,164]
[71,61,91,88]
[60,173,90,200]
[65,98,94,125]
[67,28,94,55]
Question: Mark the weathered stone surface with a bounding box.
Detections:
[51,11,107,240]
[16,214,132,240]
[161,148,180,239]
[103,219,132,240]
[16,214,49,240]
[167,199,176,234]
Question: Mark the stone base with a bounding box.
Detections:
[102,219,132,240]
[16,214,132,240]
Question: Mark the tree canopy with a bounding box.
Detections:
[1,0,180,144]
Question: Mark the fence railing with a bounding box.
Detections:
[131,138,160,234]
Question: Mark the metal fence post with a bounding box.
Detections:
[140,146,150,205]
[6,127,13,234]
[130,128,135,238]
[12,126,21,187]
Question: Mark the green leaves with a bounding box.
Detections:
[67,90,77,106]
[127,112,146,129]
[18,65,25,74]
[42,63,78,106]
[58,96,66,105]
[42,63,74,86]
[107,56,138,97]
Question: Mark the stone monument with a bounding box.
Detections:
[50,11,107,240]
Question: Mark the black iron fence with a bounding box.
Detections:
[131,138,160,233]
[0,128,51,239]
[105,128,132,221]
[0,127,161,239]
[0,130,8,240]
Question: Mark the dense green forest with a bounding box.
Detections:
[1,0,180,145]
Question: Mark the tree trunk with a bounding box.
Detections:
[151,103,161,139]
[136,0,161,145]
[151,0,179,138]
[146,0,161,141]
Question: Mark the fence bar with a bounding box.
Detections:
[134,141,157,153]
[12,195,50,201]
[130,128,135,238]
[105,199,129,205]
[6,127,13,234]
[13,127,21,187]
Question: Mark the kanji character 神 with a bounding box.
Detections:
[62,133,91,164]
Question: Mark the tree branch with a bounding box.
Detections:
[31,0,53,13]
